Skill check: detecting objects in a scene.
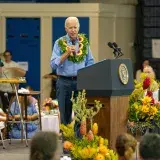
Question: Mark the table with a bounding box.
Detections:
[41,115,59,133]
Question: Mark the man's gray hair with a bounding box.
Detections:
[65,17,80,29]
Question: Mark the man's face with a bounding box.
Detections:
[65,20,79,40]
[4,52,12,62]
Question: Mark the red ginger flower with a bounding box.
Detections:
[146,91,153,97]
[143,77,151,90]
[151,97,155,105]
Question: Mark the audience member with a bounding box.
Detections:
[139,133,160,160]
[116,133,137,160]
[136,60,149,81]
[9,95,39,139]
[143,65,156,79]
[30,131,58,160]
[0,50,26,112]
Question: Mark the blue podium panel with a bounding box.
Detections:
[52,17,89,45]
[6,18,40,91]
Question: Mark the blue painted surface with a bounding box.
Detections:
[6,18,40,91]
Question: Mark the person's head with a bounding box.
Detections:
[142,60,149,69]
[139,133,160,160]
[143,66,155,79]
[65,17,80,40]
[30,131,58,160]
[3,50,12,62]
[116,133,137,160]
[26,86,33,91]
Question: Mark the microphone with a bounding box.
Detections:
[112,42,123,57]
[108,42,119,58]
[71,40,76,55]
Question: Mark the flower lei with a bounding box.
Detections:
[58,34,89,63]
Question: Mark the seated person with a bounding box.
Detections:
[136,59,150,81]
[116,133,137,160]
[30,131,59,160]
[139,133,160,160]
[9,96,39,139]
[0,50,26,112]
[26,86,39,113]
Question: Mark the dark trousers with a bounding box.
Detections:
[0,91,12,113]
[56,77,77,125]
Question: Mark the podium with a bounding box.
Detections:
[77,59,134,149]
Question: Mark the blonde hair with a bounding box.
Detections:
[65,17,80,29]
[116,133,137,160]
[143,66,156,79]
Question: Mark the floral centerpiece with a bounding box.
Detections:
[128,72,160,135]
[42,98,58,112]
[60,90,118,160]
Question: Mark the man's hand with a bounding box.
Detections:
[60,45,76,64]
[66,45,76,55]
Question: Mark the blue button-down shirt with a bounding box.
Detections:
[50,34,94,76]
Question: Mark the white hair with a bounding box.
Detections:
[65,17,80,29]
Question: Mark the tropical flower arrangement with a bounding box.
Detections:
[60,90,118,160]
[58,34,88,63]
[42,98,58,112]
[128,72,160,135]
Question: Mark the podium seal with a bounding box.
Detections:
[119,64,129,85]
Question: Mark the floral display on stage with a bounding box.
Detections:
[60,90,118,160]
[42,98,59,114]
[128,72,160,135]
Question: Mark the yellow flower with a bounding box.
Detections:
[78,36,84,42]
[92,123,98,135]
[95,153,105,160]
[99,137,104,146]
[150,106,158,116]
[141,105,149,113]
[142,96,152,105]
[79,43,83,49]
[99,145,108,155]
[140,73,148,81]
[77,50,82,56]
[134,104,139,110]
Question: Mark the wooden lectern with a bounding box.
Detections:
[77,59,134,149]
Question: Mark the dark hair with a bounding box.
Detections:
[26,86,33,91]
[3,50,12,56]
[30,131,58,160]
[140,59,150,71]
[116,133,137,160]
[139,133,160,160]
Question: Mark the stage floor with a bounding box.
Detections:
[0,139,63,160]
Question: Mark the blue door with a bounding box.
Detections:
[6,17,40,91]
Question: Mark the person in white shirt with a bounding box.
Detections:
[136,59,150,81]
[0,50,26,112]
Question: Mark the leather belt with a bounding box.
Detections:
[58,75,77,80]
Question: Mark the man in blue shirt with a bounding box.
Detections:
[50,17,94,125]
